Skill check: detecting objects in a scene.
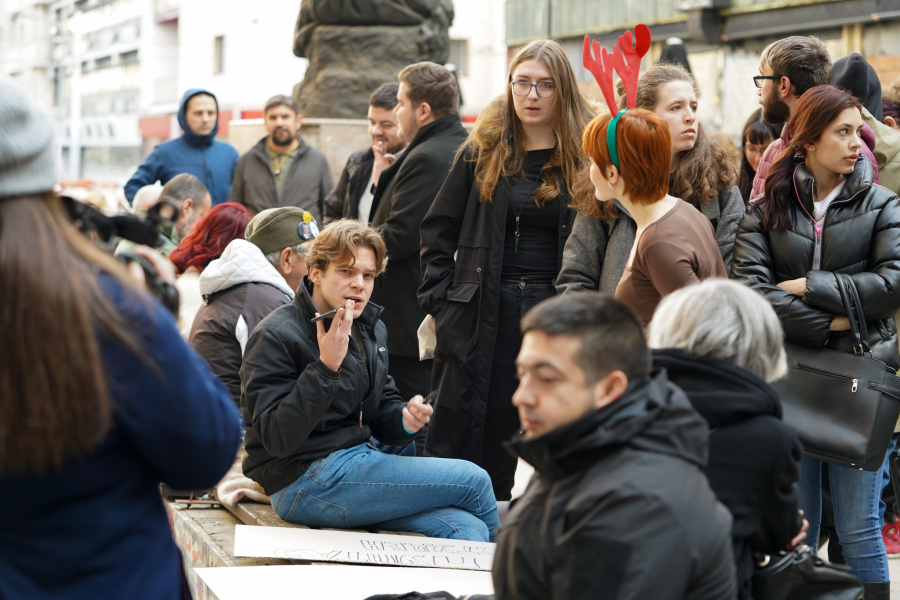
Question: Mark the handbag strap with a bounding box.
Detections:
[842,274,870,344]
[835,273,863,351]
[835,273,871,355]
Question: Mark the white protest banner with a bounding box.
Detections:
[195,564,494,600]
[233,524,495,571]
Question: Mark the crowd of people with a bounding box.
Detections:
[3,29,900,600]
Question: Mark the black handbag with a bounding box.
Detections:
[751,545,862,600]
[773,273,900,471]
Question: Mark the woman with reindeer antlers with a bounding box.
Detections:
[558,32,743,300]
[418,39,595,500]
[571,26,726,325]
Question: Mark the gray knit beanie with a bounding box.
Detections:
[245,207,317,255]
[0,78,59,198]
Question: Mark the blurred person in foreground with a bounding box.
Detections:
[0,78,241,599]
[492,293,736,600]
[649,279,807,600]
[240,219,499,540]
[169,202,252,338]
[190,207,312,405]
[324,82,409,225]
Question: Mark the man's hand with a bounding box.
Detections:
[402,395,433,434]
[830,316,851,331]
[126,245,176,287]
[372,141,396,187]
[787,511,810,549]
[777,277,807,296]
[316,299,355,371]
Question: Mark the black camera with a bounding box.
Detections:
[62,195,180,316]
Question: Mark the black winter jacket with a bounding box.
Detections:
[418,151,575,463]
[369,115,468,358]
[732,156,900,369]
[240,277,414,495]
[323,147,375,225]
[654,349,803,600]
[493,372,737,600]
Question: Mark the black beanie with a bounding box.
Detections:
[832,53,883,121]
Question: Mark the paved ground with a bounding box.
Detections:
[514,460,900,596]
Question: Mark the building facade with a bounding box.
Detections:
[506,0,900,138]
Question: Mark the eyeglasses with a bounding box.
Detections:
[753,75,782,89]
[511,81,557,98]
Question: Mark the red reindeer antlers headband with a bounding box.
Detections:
[583,24,652,112]
[583,25,652,170]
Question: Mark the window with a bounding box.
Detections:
[448,39,469,77]
[213,35,225,74]
[108,124,115,138]
[95,56,112,70]
[119,50,138,66]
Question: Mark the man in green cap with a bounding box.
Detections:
[189,207,312,404]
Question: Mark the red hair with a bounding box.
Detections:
[170,202,252,274]
[576,108,671,217]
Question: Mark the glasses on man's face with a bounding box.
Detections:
[511,81,557,98]
[753,75,782,89]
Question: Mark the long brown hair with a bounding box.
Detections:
[617,63,737,206]
[460,39,596,206]
[758,86,861,232]
[0,194,148,476]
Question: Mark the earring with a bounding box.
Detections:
[608,181,615,190]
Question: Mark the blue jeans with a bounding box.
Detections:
[269,443,499,542]
[799,457,889,583]
[879,433,899,521]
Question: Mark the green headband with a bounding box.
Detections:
[607,109,627,170]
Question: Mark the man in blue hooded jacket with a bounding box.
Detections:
[124,89,239,206]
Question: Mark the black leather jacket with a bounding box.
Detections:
[732,156,900,369]
[240,276,414,495]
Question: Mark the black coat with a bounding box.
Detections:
[240,276,414,495]
[369,115,468,358]
[418,152,576,463]
[654,349,803,600]
[732,156,900,369]
[493,372,737,600]
[323,147,375,225]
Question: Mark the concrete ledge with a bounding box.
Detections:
[167,501,299,600]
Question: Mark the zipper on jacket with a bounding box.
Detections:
[796,363,859,393]
[472,268,483,349]
[795,179,869,258]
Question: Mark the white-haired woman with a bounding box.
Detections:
[649,279,807,600]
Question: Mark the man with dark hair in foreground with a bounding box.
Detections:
[491,293,737,600]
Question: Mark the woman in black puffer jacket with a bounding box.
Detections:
[732,86,900,598]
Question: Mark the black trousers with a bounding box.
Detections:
[481,278,556,500]
[389,355,433,400]
[388,354,432,456]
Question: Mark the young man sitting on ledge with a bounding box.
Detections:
[240,219,499,541]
